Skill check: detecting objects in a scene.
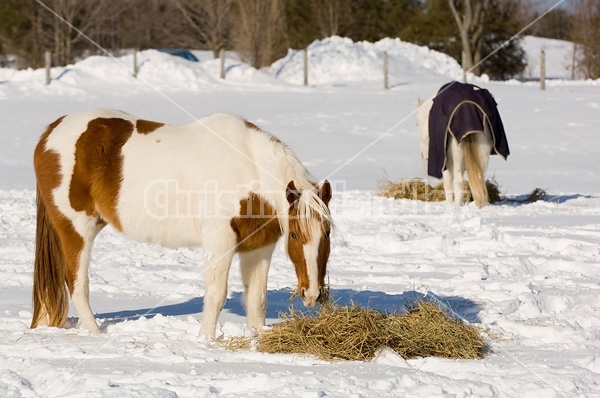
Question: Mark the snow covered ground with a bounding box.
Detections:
[1,37,599,397]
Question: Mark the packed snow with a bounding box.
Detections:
[521,35,576,80]
[271,36,475,86]
[1,36,599,397]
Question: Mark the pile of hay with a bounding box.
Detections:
[379,178,503,204]
[379,179,446,202]
[227,302,486,362]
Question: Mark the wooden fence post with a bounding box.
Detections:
[383,51,389,89]
[571,43,576,81]
[303,48,308,86]
[133,49,138,78]
[219,48,226,79]
[540,50,546,90]
[45,51,51,85]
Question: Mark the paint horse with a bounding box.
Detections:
[417,81,509,207]
[31,109,332,340]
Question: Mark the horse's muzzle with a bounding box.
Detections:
[301,288,321,307]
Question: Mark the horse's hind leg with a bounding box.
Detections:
[239,243,276,332]
[479,122,493,172]
[444,134,463,206]
[64,219,104,333]
[442,169,453,204]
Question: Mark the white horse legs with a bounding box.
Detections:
[444,130,493,207]
[442,169,453,204]
[445,134,466,207]
[199,231,236,340]
[71,240,101,333]
[239,244,276,331]
[69,220,104,334]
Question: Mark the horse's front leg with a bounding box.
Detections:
[199,231,236,340]
[239,243,276,332]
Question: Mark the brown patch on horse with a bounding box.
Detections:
[244,119,282,144]
[230,193,281,252]
[287,204,310,291]
[69,118,134,231]
[136,119,164,135]
[317,219,331,286]
[270,135,282,144]
[316,181,332,287]
[285,181,310,292]
[244,120,261,132]
[286,181,332,296]
[32,116,83,328]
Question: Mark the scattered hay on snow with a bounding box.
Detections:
[224,302,486,362]
[379,178,446,202]
[504,187,548,204]
[379,177,542,205]
[486,177,503,204]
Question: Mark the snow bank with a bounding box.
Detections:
[521,35,575,80]
[0,36,594,96]
[271,36,471,86]
[0,50,284,97]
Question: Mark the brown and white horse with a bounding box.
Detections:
[31,109,332,340]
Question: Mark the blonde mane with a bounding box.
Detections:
[270,136,332,237]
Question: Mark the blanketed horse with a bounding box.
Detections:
[417,81,509,207]
[31,109,332,339]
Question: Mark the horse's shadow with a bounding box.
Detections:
[94,288,482,331]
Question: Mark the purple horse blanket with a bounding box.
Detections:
[427,81,510,179]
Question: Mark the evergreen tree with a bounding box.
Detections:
[381,0,421,39]
[0,0,40,68]
[286,0,320,49]
[346,0,385,42]
[399,0,525,79]
[479,0,526,80]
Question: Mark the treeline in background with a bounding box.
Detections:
[0,0,599,80]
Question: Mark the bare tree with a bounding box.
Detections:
[0,0,41,68]
[571,0,600,79]
[175,0,233,57]
[310,0,350,37]
[35,0,126,65]
[116,0,183,51]
[448,0,490,75]
[232,0,287,68]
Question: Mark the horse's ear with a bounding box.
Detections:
[319,180,332,206]
[286,181,300,204]
[418,97,423,106]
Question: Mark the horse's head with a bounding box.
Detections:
[285,180,332,307]
[417,97,433,160]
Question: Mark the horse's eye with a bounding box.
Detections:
[325,231,330,238]
[290,232,297,239]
